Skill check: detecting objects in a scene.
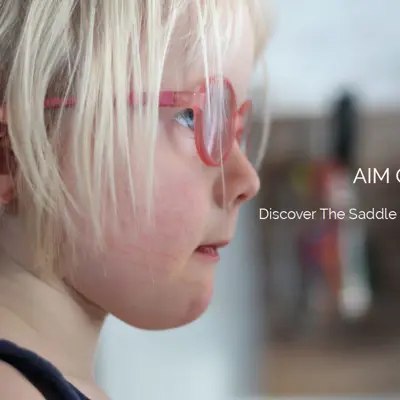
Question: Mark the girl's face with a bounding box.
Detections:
[64,9,260,330]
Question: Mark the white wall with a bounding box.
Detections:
[252,0,400,118]
[95,202,266,400]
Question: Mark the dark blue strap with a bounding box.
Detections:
[0,340,90,399]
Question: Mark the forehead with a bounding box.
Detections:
[161,3,255,102]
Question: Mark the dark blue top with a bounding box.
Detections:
[0,340,90,399]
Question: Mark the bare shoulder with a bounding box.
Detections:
[0,361,44,399]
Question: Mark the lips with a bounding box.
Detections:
[194,241,230,261]
[196,245,219,256]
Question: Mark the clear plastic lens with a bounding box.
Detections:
[202,81,234,163]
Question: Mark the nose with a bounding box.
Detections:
[214,141,261,210]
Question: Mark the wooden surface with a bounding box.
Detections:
[266,339,400,395]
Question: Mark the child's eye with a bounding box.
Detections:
[173,108,194,131]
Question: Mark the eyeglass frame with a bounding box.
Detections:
[0,76,251,167]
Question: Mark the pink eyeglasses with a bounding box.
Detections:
[0,77,252,167]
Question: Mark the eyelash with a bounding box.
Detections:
[173,108,195,131]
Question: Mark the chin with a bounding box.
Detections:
[122,288,214,331]
[174,297,211,328]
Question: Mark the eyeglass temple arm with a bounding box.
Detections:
[0,90,207,125]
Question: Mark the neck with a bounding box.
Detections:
[0,259,106,384]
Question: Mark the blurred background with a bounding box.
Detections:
[95,0,400,398]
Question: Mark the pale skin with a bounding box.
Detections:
[0,7,259,400]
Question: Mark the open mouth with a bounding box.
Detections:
[194,241,230,261]
[195,245,220,258]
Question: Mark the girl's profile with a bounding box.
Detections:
[0,0,270,398]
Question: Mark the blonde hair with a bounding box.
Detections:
[0,0,270,274]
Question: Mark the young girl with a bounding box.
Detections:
[0,0,270,398]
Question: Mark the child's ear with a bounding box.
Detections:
[0,107,16,205]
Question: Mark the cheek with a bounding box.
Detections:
[62,143,215,329]
[112,162,208,271]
